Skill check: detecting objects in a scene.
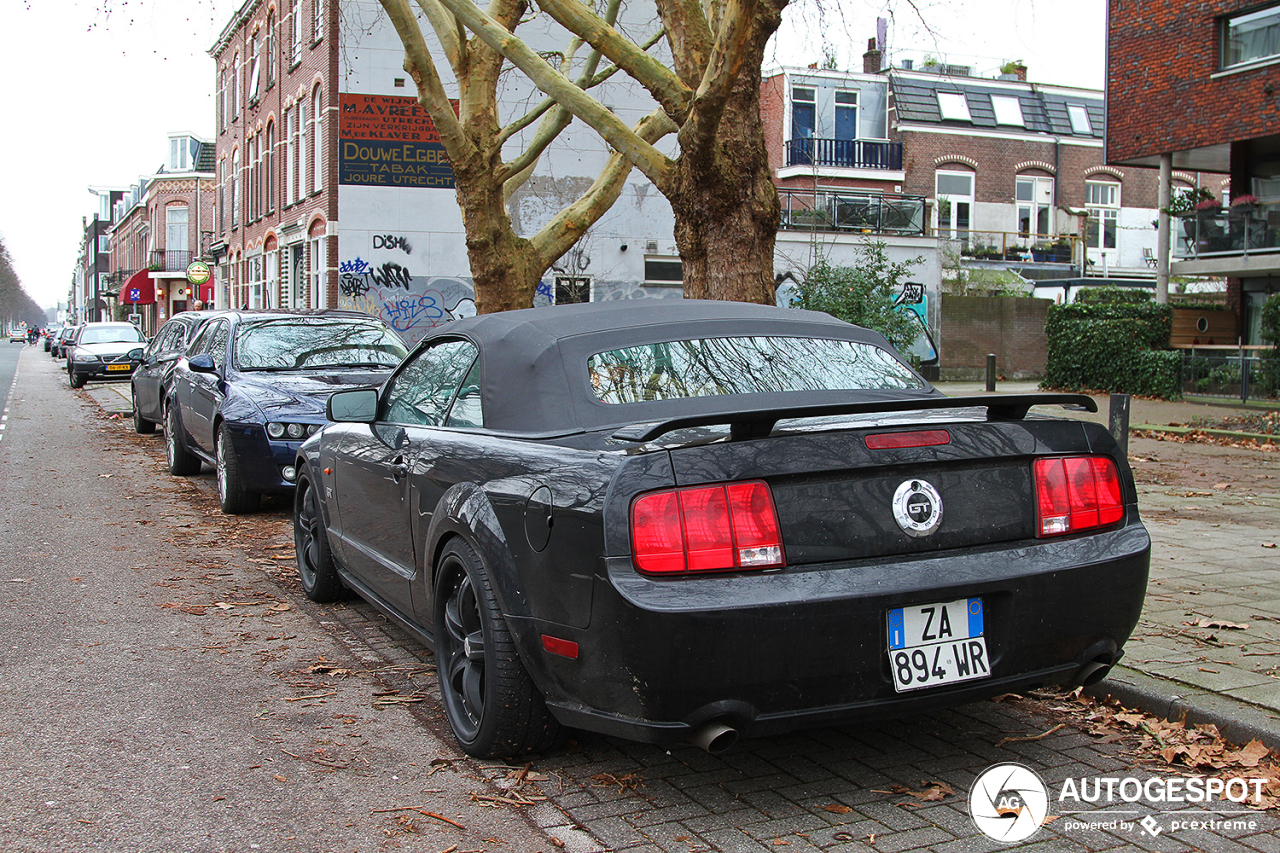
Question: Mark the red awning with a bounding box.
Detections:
[120,269,156,305]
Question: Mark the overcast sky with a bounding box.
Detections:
[0,0,1105,312]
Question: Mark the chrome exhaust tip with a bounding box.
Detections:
[688,720,738,754]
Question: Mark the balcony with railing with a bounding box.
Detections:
[779,190,926,236]
[1172,202,1280,260]
[784,138,903,170]
[150,248,193,272]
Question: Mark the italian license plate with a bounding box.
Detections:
[106,364,131,372]
[887,597,989,692]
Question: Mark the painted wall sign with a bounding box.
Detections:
[339,94,455,188]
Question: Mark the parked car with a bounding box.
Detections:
[43,325,63,352]
[53,325,80,359]
[65,322,147,388]
[130,311,217,434]
[293,300,1151,758]
[165,310,408,514]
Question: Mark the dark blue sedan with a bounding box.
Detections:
[165,310,408,514]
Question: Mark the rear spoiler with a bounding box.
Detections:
[611,393,1097,443]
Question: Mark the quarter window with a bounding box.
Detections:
[1224,5,1280,68]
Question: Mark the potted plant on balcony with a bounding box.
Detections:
[1230,194,1259,213]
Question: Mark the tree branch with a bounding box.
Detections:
[378,0,469,155]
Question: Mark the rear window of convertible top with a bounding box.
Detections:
[587,335,925,404]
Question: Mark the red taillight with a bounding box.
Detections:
[1034,456,1125,537]
[631,480,785,575]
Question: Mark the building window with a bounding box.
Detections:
[218,159,225,233]
[1016,175,1054,237]
[835,90,858,141]
[312,85,324,193]
[791,87,815,141]
[265,121,275,214]
[991,95,1024,126]
[644,257,683,285]
[554,275,592,304]
[291,0,302,64]
[1224,5,1280,68]
[1067,104,1092,134]
[312,0,324,43]
[937,92,971,122]
[98,236,110,254]
[247,33,261,103]
[1086,180,1120,251]
[284,106,295,206]
[297,102,308,201]
[309,233,327,308]
[231,53,239,120]
[251,134,261,221]
[265,12,275,88]
[167,205,190,256]
[935,170,973,241]
[218,67,226,131]
[231,149,240,229]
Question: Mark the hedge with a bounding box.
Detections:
[1043,301,1179,398]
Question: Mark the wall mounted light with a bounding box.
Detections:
[620,243,628,252]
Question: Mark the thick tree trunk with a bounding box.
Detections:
[455,171,546,314]
[668,61,779,303]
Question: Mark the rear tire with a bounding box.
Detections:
[294,479,345,602]
[132,387,156,434]
[165,403,202,476]
[215,424,259,514]
[434,538,562,758]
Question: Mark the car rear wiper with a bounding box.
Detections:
[612,393,1099,443]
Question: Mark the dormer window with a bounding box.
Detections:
[937,92,971,122]
[169,136,192,172]
[991,95,1024,126]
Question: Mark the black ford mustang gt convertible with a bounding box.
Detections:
[294,300,1150,757]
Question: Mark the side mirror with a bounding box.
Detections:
[327,388,378,423]
[127,347,145,360]
[189,353,217,374]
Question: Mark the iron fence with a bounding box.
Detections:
[1178,347,1280,403]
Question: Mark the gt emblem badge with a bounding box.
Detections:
[893,479,943,537]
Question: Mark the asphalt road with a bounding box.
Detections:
[2,347,1278,852]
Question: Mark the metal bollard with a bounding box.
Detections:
[985,354,996,392]
[1109,393,1131,456]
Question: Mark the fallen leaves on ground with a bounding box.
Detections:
[1030,689,1280,811]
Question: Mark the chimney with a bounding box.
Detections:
[863,37,883,74]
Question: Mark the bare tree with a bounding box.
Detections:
[382,0,788,306]
[377,0,675,314]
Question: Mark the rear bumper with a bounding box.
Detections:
[515,521,1150,743]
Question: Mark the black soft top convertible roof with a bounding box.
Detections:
[414,300,948,435]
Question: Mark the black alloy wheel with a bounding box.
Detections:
[294,480,344,602]
[215,424,259,514]
[433,539,561,758]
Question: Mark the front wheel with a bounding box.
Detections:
[215,424,259,514]
[68,368,85,389]
[294,479,345,602]
[165,403,202,476]
[433,539,561,758]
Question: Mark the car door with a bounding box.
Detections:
[135,322,181,419]
[333,338,479,619]
[184,318,230,454]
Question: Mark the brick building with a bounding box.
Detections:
[1108,0,1280,341]
[74,189,125,324]
[209,0,337,313]
[109,134,217,335]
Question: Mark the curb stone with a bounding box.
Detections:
[1085,665,1280,753]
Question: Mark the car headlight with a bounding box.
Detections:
[266,422,319,440]
[73,353,101,363]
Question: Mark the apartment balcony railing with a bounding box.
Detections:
[1173,203,1280,259]
[784,138,903,170]
[779,190,926,236]
[150,249,193,271]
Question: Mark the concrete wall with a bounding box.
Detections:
[938,294,1051,380]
